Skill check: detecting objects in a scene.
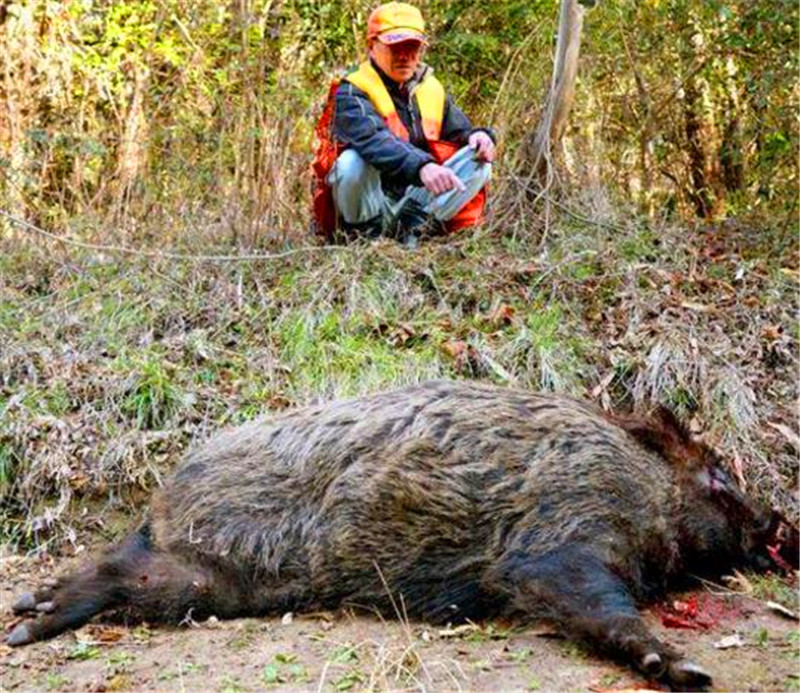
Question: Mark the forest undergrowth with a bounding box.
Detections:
[1,185,797,553]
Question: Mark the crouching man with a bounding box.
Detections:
[312,2,496,248]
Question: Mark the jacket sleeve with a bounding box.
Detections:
[333,81,435,185]
[441,96,497,147]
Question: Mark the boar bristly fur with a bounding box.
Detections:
[8,381,798,689]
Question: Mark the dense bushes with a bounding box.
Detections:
[1,0,797,239]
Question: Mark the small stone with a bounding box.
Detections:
[713,634,744,649]
[767,601,799,620]
[281,612,294,625]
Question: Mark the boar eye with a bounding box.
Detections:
[708,466,733,493]
[698,464,737,496]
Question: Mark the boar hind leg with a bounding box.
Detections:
[498,545,711,690]
[7,526,237,646]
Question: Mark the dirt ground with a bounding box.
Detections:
[1,554,798,693]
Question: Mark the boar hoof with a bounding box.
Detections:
[667,659,712,690]
[35,601,55,613]
[641,652,666,677]
[6,623,33,647]
[11,592,37,614]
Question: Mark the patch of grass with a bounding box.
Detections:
[666,385,699,413]
[119,355,185,430]
[749,573,800,612]
[497,303,586,393]
[329,643,359,664]
[706,263,732,282]
[332,667,365,691]
[465,622,515,643]
[232,375,279,423]
[45,673,72,691]
[226,620,262,651]
[106,651,136,673]
[274,308,442,399]
[508,647,532,663]
[261,664,281,685]
[131,625,154,642]
[5,312,43,338]
[17,387,51,416]
[0,441,20,501]
[220,675,246,693]
[565,251,604,283]
[261,653,310,686]
[194,365,218,385]
[618,226,659,262]
[324,642,367,691]
[560,640,590,662]
[44,381,73,416]
[598,672,622,687]
[351,273,405,325]
[98,293,149,336]
[0,512,24,548]
[67,641,102,660]
[470,658,494,672]
[785,674,800,693]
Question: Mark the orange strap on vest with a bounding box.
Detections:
[344,61,445,142]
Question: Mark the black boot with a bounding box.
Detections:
[399,229,420,250]
[338,216,384,242]
[395,212,445,250]
[391,197,436,250]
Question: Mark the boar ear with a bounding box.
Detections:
[651,405,693,443]
[615,405,695,466]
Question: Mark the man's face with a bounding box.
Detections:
[369,39,424,84]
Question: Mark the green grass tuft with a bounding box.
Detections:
[120,356,185,430]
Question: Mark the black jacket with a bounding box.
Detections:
[332,61,493,199]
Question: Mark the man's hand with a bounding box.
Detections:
[468,131,495,163]
[419,163,466,195]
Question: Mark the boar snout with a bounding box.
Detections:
[766,514,800,573]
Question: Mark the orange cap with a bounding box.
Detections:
[367,2,427,45]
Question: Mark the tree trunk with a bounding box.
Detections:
[114,61,149,218]
[682,21,725,219]
[524,0,587,183]
[0,3,35,224]
[720,54,745,193]
[621,28,656,217]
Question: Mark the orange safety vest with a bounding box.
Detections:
[311,62,486,239]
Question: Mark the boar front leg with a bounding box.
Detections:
[497,545,711,690]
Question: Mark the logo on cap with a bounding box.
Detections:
[367,2,427,45]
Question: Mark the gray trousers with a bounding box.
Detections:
[326,145,491,228]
